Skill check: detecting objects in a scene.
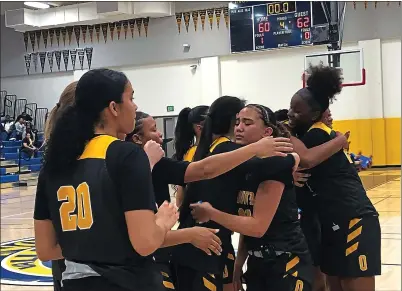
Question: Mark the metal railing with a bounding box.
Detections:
[14,99,27,120]
[0,91,7,117]
[34,108,48,133]
[4,95,17,120]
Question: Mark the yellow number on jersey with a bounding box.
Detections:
[295,279,304,291]
[57,182,94,232]
[238,208,252,217]
[280,21,285,29]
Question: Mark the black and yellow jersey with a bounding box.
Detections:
[301,122,378,220]
[172,137,296,274]
[183,145,197,162]
[237,158,310,258]
[34,135,163,291]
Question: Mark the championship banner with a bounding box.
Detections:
[101,23,108,43]
[42,29,49,48]
[66,26,73,45]
[214,8,222,29]
[81,25,88,43]
[88,25,94,43]
[70,49,77,70]
[39,52,46,73]
[55,50,62,71]
[109,22,116,41]
[55,28,61,46]
[84,47,93,70]
[23,32,29,52]
[74,26,81,47]
[24,54,31,75]
[136,18,143,37]
[123,20,129,39]
[35,30,41,50]
[143,18,149,37]
[95,24,101,43]
[77,48,85,70]
[175,13,183,34]
[207,9,214,30]
[49,29,55,47]
[32,52,38,72]
[61,27,67,46]
[192,11,199,32]
[29,31,36,51]
[223,7,229,29]
[183,12,190,33]
[364,1,368,9]
[129,19,135,38]
[62,50,69,71]
[374,1,377,8]
[116,21,122,40]
[47,51,54,72]
[199,10,207,31]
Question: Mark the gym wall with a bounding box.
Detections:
[0,2,400,166]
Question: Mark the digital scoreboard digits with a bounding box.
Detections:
[230,1,313,53]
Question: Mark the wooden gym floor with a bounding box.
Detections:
[1,168,400,290]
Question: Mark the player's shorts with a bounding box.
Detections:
[156,262,176,290]
[320,215,381,277]
[242,252,313,291]
[174,264,223,291]
[222,245,236,284]
[300,211,322,267]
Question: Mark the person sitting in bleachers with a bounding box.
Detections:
[9,117,25,141]
[21,132,37,158]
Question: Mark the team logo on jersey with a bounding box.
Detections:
[1,238,53,286]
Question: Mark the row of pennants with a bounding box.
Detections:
[23,18,149,52]
[24,47,93,75]
[353,1,401,9]
[175,7,229,34]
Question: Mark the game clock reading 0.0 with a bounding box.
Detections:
[230,1,312,53]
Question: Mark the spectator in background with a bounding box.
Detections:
[274,109,289,123]
[10,117,25,141]
[21,132,37,158]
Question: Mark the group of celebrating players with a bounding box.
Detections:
[34,64,381,291]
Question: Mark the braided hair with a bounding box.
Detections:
[125,111,150,142]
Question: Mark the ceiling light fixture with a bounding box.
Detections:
[24,2,50,9]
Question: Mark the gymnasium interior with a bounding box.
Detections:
[0,1,400,290]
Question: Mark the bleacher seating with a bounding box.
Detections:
[1,91,47,189]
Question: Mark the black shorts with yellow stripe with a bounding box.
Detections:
[320,215,381,277]
[222,245,236,284]
[156,262,176,290]
[174,264,223,291]
[242,253,313,291]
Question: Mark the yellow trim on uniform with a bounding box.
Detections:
[183,146,197,162]
[286,256,300,272]
[347,226,362,243]
[349,218,362,229]
[203,277,217,291]
[78,135,118,160]
[227,253,235,260]
[346,242,359,256]
[161,271,169,278]
[291,271,298,278]
[163,281,175,289]
[308,122,332,135]
[209,137,231,153]
[223,265,229,278]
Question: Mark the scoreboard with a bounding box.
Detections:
[230,1,314,53]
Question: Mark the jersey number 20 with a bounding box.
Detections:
[57,182,94,232]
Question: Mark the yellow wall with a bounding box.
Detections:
[333,118,401,166]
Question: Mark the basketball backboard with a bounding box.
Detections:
[302,48,366,87]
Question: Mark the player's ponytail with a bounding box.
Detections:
[174,107,193,160]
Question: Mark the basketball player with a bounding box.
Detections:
[174,106,209,207]
[125,110,293,290]
[42,81,77,291]
[34,69,181,291]
[173,106,236,291]
[288,64,381,291]
[171,96,298,291]
[191,104,313,291]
